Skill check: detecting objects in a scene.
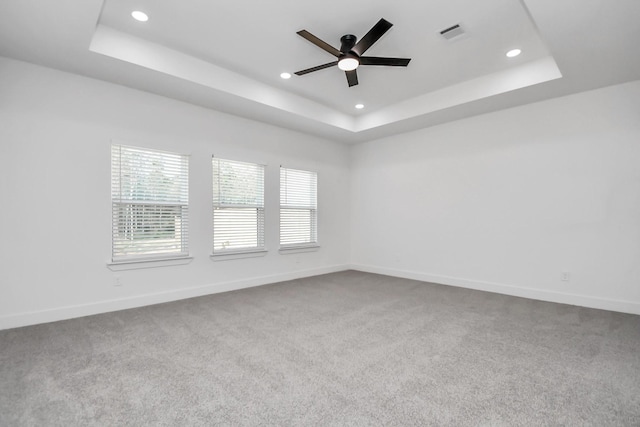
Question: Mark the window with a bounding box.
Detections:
[280,167,317,247]
[212,157,265,254]
[111,144,189,262]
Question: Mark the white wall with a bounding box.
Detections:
[351,80,640,314]
[2,56,639,330]
[0,57,351,329]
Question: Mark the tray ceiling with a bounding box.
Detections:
[0,0,639,143]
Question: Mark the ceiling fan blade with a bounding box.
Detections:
[345,70,358,87]
[360,57,411,66]
[297,30,341,57]
[294,61,339,76]
[351,18,393,56]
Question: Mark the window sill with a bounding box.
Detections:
[279,245,320,254]
[107,256,193,271]
[210,249,268,261]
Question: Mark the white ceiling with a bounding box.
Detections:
[1,0,639,143]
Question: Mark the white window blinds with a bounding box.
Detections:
[280,167,317,247]
[111,145,189,261]
[212,158,265,253]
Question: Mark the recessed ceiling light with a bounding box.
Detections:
[355,104,365,109]
[280,72,292,79]
[131,11,149,22]
[506,48,522,58]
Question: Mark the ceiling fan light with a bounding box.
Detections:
[338,57,359,71]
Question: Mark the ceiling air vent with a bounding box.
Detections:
[439,24,465,41]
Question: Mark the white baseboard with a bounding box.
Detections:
[0,264,350,330]
[350,264,640,315]
[4,264,637,330]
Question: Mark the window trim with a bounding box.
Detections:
[212,156,266,256]
[110,143,190,264]
[107,256,193,271]
[278,245,320,254]
[279,166,318,249]
[210,249,268,261]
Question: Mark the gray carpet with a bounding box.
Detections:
[1,271,639,426]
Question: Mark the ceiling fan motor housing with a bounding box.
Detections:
[338,34,360,71]
[340,34,358,53]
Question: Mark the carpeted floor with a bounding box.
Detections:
[1,271,639,426]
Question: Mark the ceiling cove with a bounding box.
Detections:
[2,0,639,142]
[89,0,560,141]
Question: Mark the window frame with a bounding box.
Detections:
[279,166,319,252]
[211,157,267,259]
[109,143,191,267]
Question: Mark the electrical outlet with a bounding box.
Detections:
[561,271,571,282]
[114,275,123,287]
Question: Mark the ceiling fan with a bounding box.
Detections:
[294,18,411,87]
